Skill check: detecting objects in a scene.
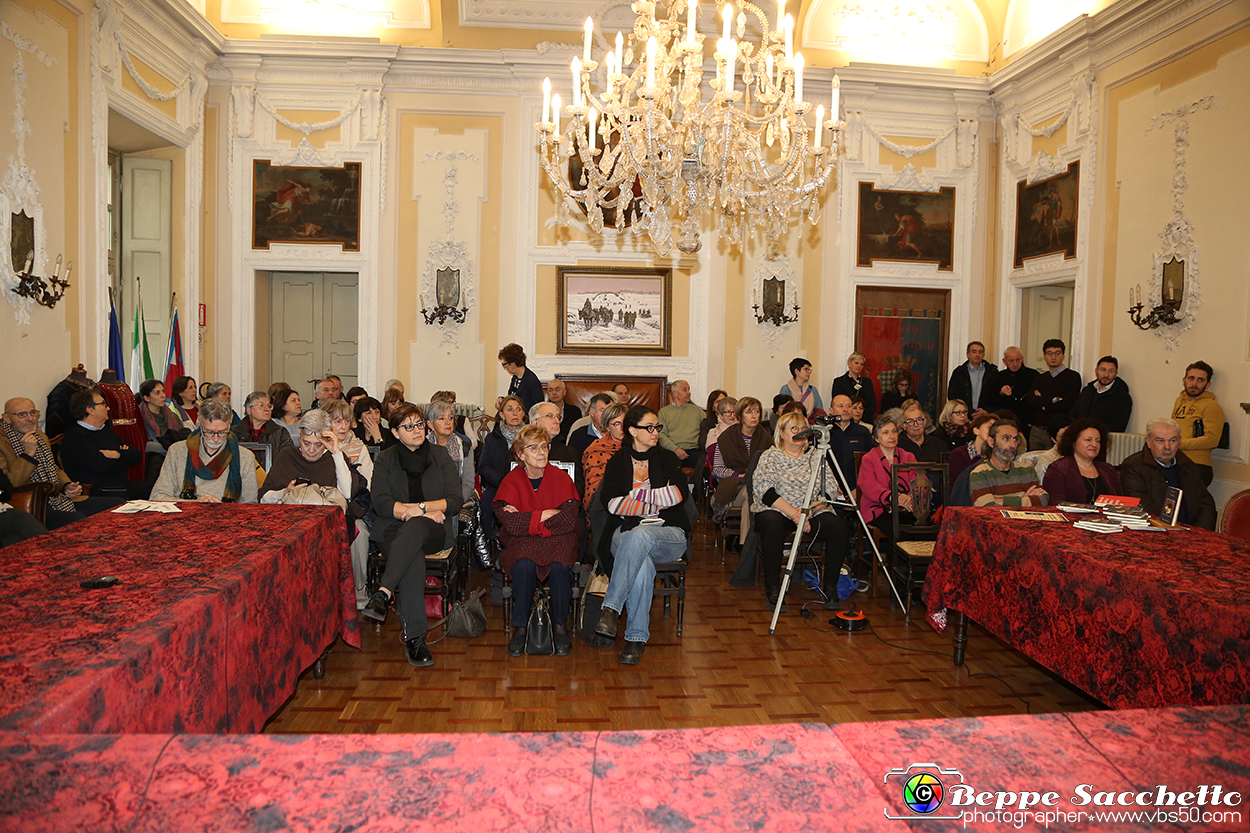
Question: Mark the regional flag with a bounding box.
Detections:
[163,307,185,392]
[107,292,126,385]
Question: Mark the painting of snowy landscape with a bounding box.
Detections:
[557,267,671,356]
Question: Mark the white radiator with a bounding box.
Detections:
[1107,432,1146,466]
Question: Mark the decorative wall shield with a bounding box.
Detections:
[436,266,460,307]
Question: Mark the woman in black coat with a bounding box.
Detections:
[476,395,526,557]
[361,403,464,669]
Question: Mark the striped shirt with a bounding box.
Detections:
[969,460,1047,507]
[607,477,685,518]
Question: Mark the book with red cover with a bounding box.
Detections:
[1094,494,1140,507]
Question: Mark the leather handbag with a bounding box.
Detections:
[524,589,554,655]
[577,570,615,647]
[279,483,348,511]
[444,588,488,638]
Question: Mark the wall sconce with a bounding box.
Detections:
[420,293,468,326]
[752,275,799,327]
[14,251,71,309]
[752,299,801,327]
[1127,283,1180,330]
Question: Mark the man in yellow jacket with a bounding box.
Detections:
[1170,360,1224,486]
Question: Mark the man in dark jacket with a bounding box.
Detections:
[1119,417,1216,530]
[61,388,144,498]
[997,346,1038,427]
[1071,355,1132,432]
[947,340,999,416]
[1025,339,1081,451]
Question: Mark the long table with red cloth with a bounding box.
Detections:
[923,506,1250,709]
[0,503,358,734]
[1,705,1246,831]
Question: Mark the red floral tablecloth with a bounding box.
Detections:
[923,507,1250,709]
[0,503,357,734]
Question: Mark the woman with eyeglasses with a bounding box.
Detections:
[477,395,526,559]
[710,396,772,522]
[260,409,365,505]
[320,399,373,487]
[362,404,464,669]
[750,411,853,612]
[494,424,581,657]
[934,399,972,449]
[581,402,627,510]
[879,369,914,414]
[231,391,293,463]
[897,400,946,464]
[704,395,739,449]
[150,400,259,503]
[593,406,692,665]
[859,413,918,532]
[946,412,998,484]
[781,358,824,415]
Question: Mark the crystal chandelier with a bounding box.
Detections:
[536,0,842,256]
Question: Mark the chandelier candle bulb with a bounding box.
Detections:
[583,17,593,63]
[616,31,624,66]
[776,0,784,31]
[571,57,582,107]
[814,104,824,148]
[542,77,551,123]
[687,0,697,44]
[722,4,732,42]
[726,42,736,94]
[783,14,793,60]
[52,254,62,278]
[645,35,657,90]
[831,74,840,120]
[793,52,804,109]
[588,106,597,150]
[23,251,33,273]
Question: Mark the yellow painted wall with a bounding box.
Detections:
[119,54,178,120]
[202,103,218,385]
[879,136,938,172]
[273,110,341,149]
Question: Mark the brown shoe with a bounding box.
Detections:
[595,607,619,639]
[619,641,645,665]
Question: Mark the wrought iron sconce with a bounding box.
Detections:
[14,250,71,309]
[420,293,469,327]
[1127,283,1181,330]
[752,300,800,327]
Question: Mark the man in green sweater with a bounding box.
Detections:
[1170,360,1224,486]
[657,380,702,462]
[970,420,1048,507]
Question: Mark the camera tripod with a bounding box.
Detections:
[768,423,908,635]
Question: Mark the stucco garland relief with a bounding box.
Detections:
[1141,96,1215,350]
[1,21,56,323]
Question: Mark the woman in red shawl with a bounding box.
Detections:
[495,424,581,657]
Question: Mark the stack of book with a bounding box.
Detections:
[1073,518,1124,534]
[1101,506,1152,529]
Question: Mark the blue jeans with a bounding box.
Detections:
[605,524,686,644]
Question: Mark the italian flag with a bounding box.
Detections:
[129,285,155,392]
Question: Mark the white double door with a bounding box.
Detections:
[269,272,358,398]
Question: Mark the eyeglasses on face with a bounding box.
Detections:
[6,409,40,419]
[1044,349,1064,357]
[635,423,663,433]
[90,400,107,409]
[952,409,968,416]
[903,417,924,426]
[201,429,230,439]
[608,420,624,430]
[523,443,551,453]
[397,421,426,432]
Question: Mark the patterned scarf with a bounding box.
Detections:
[1,420,74,512]
[181,430,243,502]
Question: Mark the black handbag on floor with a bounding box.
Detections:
[524,589,554,655]
[576,570,615,647]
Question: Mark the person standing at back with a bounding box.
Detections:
[1072,355,1133,433]
[1025,339,1081,451]
[657,380,702,463]
[497,343,544,414]
[831,352,877,423]
[997,346,1038,428]
[947,341,999,418]
[1170,360,1224,487]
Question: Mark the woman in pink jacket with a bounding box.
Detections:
[859,413,918,534]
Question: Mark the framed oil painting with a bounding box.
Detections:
[1013,161,1079,268]
[857,183,956,271]
[557,266,671,356]
[253,160,361,251]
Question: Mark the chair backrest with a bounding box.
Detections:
[947,465,975,508]
[9,483,55,525]
[240,441,271,471]
[891,461,950,539]
[1218,488,1250,541]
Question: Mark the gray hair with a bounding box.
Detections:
[589,392,616,409]
[716,396,739,415]
[244,390,269,409]
[1145,417,1181,439]
[198,399,233,426]
[384,379,404,393]
[298,409,332,435]
[872,411,900,441]
[204,382,231,400]
[425,399,455,425]
[528,401,559,422]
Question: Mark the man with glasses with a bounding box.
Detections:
[1025,339,1081,451]
[1,396,112,528]
[61,388,145,499]
[150,400,259,503]
[545,379,581,441]
[969,420,1048,507]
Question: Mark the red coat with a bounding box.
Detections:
[99,381,148,481]
[494,464,581,580]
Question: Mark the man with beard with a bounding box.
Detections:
[150,400,259,503]
[969,420,1048,506]
[1170,360,1224,487]
[1072,355,1133,432]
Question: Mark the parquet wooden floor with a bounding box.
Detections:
[263,518,1103,735]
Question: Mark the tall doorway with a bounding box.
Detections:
[1020,283,1074,367]
[268,271,359,399]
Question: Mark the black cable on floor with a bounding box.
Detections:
[126,733,177,833]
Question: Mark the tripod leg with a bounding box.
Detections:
[769,448,825,635]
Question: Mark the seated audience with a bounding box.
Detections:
[545,379,581,440]
[380,387,406,434]
[321,399,373,487]
[498,343,543,413]
[150,400,259,503]
[170,375,199,429]
[260,410,364,506]
[232,391,294,463]
[138,379,184,443]
[495,424,581,657]
[532,401,582,481]
[698,389,729,451]
[705,396,738,448]
[934,399,972,449]
[203,382,242,426]
[770,393,793,432]
[1119,417,1217,529]
[879,369,914,414]
[426,400,474,503]
[849,396,872,430]
[272,388,303,444]
[1171,360,1223,486]
[969,420,1047,507]
[594,406,693,665]
[830,394,872,454]
[781,357,823,414]
[1072,356,1132,433]
[62,388,144,498]
[478,395,526,552]
[353,396,385,448]
[1017,416,1066,483]
[710,396,771,516]
[384,379,405,399]
[0,467,48,546]
[582,403,627,510]
[1,396,111,527]
[568,392,615,455]
[429,391,472,445]
[1042,418,1122,504]
[897,400,945,463]
[361,404,464,668]
[311,377,338,410]
[612,382,631,404]
[831,351,877,423]
[346,386,368,406]
[859,413,918,533]
[751,412,853,611]
[947,412,998,484]
[658,380,702,463]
